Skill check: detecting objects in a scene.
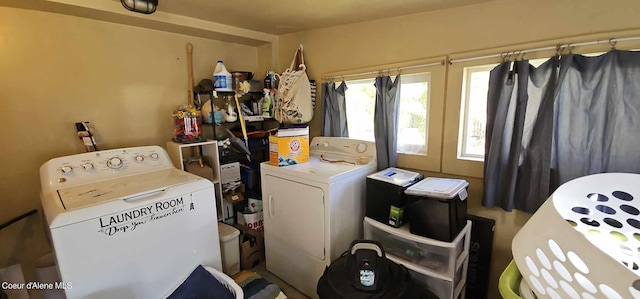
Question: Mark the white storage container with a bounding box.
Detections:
[388,254,467,299]
[364,217,471,278]
[218,223,240,276]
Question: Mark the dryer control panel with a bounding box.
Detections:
[40,146,174,193]
[310,137,376,161]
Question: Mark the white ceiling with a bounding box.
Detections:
[157,0,495,35]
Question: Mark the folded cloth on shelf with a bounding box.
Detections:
[234,270,286,299]
[168,265,235,299]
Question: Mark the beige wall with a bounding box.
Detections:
[0,6,259,293]
[4,0,640,297]
[277,0,640,297]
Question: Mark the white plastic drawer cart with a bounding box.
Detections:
[364,217,472,299]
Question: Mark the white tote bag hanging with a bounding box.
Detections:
[274,44,313,124]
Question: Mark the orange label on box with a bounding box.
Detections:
[269,127,309,167]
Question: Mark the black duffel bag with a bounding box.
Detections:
[317,240,438,299]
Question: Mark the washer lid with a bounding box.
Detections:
[57,169,198,210]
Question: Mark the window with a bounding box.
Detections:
[458,64,494,161]
[443,48,628,178]
[398,73,430,155]
[344,78,376,142]
[457,59,549,161]
[344,73,431,155]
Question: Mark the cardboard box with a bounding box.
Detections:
[233,224,265,270]
[269,126,309,167]
[221,162,241,185]
[224,183,245,204]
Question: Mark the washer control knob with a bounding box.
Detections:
[60,166,74,174]
[134,155,145,162]
[149,153,159,160]
[356,142,367,153]
[82,163,95,171]
[107,157,123,169]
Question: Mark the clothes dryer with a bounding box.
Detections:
[260,137,377,298]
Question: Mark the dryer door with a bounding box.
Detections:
[263,174,325,259]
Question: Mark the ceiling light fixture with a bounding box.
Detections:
[121,0,158,14]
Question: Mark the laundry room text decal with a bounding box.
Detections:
[97,197,188,236]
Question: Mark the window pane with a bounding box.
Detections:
[345,79,376,142]
[344,73,430,155]
[460,65,494,160]
[398,74,429,155]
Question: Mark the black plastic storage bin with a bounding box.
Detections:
[240,161,261,193]
[405,178,469,242]
[366,168,423,228]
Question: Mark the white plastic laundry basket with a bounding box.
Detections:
[206,267,243,299]
[512,173,640,299]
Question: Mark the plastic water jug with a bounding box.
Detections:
[213,61,233,92]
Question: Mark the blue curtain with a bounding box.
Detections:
[374,75,401,170]
[483,58,558,212]
[484,50,640,213]
[552,50,640,188]
[321,82,349,137]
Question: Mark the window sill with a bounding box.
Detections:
[457,156,484,162]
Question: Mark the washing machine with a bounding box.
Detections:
[39,146,222,299]
[260,137,377,299]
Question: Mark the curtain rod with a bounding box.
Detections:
[449,36,640,64]
[322,60,443,81]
